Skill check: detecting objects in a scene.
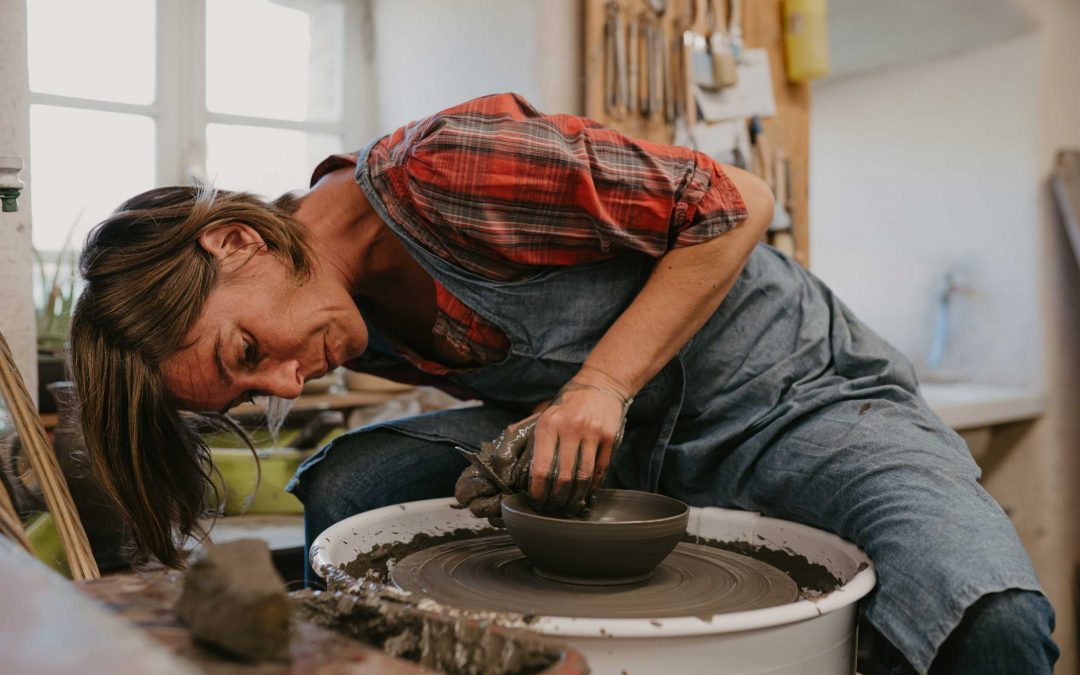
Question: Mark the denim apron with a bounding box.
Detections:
[289,140,1046,674]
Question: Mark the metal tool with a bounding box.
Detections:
[628,13,639,115]
[605,0,619,115]
[613,1,629,114]
[456,446,515,495]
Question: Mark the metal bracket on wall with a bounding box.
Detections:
[0,156,25,213]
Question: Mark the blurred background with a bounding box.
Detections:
[0,0,1077,670]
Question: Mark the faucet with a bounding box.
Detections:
[926,268,972,375]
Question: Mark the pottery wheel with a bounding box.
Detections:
[390,536,799,619]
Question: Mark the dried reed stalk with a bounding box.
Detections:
[0,330,98,579]
[0,476,32,552]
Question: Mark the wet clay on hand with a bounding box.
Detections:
[454,419,536,521]
[455,417,605,521]
[175,539,291,662]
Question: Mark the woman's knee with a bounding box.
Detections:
[291,427,467,525]
[930,589,1058,674]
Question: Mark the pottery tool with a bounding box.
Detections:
[689,0,717,90]
[604,0,619,116]
[391,536,798,619]
[748,116,773,188]
[0,329,98,579]
[638,14,651,115]
[614,1,629,114]
[728,0,744,61]
[769,149,793,232]
[455,446,514,495]
[708,0,738,88]
[627,13,639,115]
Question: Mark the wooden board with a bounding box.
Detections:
[584,0,811,266]
[1052,149,1080,267]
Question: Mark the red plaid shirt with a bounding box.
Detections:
[311,93,747,381]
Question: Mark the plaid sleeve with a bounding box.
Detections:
[380,93,748,280]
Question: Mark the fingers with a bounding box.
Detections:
[546,435,582,514]
[566,434,598,515]
[591,420,623,492]
[528,418,558,503]
[467,494,503,519]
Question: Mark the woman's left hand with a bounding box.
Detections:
[527,370,631,515]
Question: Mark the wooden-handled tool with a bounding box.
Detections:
[0,330,99,580]
[708,0,738,88]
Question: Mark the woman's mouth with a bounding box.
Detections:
[323,336,340,372]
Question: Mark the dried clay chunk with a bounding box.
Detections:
[176,539,291,662]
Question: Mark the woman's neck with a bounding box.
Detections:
[293,168,444,351]
[294,167,403,295]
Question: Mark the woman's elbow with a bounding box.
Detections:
[726,166,774,237]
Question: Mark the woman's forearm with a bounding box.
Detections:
[575,167,774,398]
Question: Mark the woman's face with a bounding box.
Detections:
[162,226,368,412]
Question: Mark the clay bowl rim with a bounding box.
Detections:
[500,489,690,528]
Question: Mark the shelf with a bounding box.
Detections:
[919,382,1045,431]
[204,514,305,553]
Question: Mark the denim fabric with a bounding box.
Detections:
[288,141,1057,674]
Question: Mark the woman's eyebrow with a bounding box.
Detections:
[213,332,235,388]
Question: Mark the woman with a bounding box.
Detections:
[70,94,1055,673]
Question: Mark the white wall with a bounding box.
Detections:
[810,35,1044,387]
[812,0,1080,667]
[368,0,581,133]
[0,0,37,402]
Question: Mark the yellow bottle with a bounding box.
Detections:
[783,0,830,82]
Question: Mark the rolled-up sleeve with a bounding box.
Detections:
[372,93,749,278]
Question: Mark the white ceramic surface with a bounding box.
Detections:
[312,498,876,675]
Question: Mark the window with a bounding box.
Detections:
[27,0,365,254]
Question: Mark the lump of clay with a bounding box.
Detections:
[176,539,291,662]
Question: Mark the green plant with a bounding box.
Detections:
[33,223,80,355]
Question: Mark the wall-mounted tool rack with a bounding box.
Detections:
[584,0,811,266]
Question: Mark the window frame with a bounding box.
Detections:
[29,0,371,247]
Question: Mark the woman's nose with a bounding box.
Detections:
[257,360,304,399]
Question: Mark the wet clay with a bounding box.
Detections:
[389,536,798,619]
[175,539,291,662]
[682,534,843,597]
[345,527,842,600]
[343,527,501,582]
[293,584,567,675]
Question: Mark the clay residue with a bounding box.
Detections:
[345,527,842,603]
[293,584,564,675]
[343,527,502,582]
[682,534,842,598]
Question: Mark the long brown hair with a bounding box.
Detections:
[69,185,310,566]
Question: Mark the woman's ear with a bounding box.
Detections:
[197,223,267,269]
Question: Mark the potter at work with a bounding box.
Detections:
[68,93,1057,673]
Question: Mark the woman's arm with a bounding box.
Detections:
[528,166,774,509]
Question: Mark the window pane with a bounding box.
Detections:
[206,0,344,123]
[205,123,342,198]
[29,106,155,252]
[28,0,155,104]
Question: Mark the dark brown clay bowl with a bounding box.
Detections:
[500,489,690,585]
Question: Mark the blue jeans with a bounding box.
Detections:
[288,405,1058,675]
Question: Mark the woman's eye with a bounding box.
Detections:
[241,339,258,366]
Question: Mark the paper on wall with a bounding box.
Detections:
[694,120,751,168]
[694,49,776,123]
